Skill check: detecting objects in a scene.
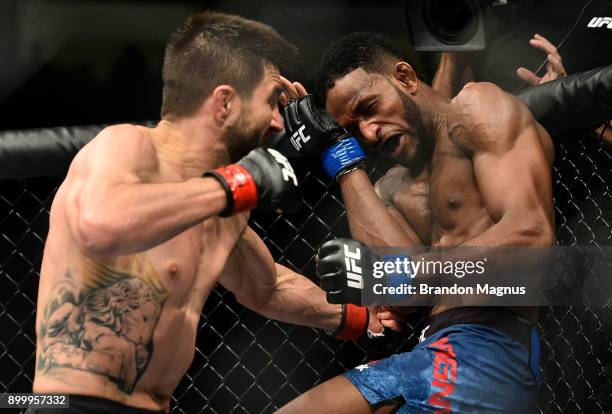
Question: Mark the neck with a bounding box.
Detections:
[151,116,231,178]
[416,81,451,145]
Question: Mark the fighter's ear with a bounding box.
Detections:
[393,62,418,95]
[211,85,240,126]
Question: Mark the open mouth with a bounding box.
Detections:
[379,133,403,155]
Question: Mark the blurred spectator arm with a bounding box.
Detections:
[431,52,474,98]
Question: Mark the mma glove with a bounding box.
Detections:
[317,238,377,306]
[203,148,301,216]
[318,238,411,353]
[269,95,366,181]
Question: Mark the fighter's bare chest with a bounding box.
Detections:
[391,140,486,242]
[429,139,492,243]
[429,142,479,215]
[145,227,203,284]
[143,215,247,301]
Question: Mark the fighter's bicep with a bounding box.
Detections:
[472,128,552,221]
[451,84,550,214]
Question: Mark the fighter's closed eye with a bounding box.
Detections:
[354,96,377,118]
[363,99,378,117]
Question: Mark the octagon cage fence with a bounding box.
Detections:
[1,92,611,413]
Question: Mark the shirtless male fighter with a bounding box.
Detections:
[276,32,555,413]
[31,15,400,413]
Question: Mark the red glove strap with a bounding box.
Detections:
[214,164,258,215]
[336,304,368,340]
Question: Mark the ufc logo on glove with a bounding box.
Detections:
[344,244,364,289]
[267,149,298,186]
[290,125,311,151]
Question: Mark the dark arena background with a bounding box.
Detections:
[1,0,611,413]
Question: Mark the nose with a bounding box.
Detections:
[358,120,380,148]
[269,106,284,133]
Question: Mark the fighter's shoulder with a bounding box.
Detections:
[88,123,155,158]
[448,82,525,151]
[449,82,511,118]
[72,124,157,174]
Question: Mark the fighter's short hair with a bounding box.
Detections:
[161,11,299,118]
[314,32,410,106]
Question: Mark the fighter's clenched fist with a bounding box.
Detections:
[205,147,300,215]
[317,238,375,305]
[317,238,409,353]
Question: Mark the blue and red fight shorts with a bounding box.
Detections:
[344,307,541,413]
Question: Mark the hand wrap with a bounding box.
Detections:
[321,137,366,180]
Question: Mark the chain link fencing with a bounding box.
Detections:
[1,131,611,413]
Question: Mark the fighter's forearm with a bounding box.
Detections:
[339,171,419,246]
[460,213,554,248]
[74,177,226,256]
[405,214,554,293]
[255,268,342,331]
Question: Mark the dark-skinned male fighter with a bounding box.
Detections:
[276,32,555,413]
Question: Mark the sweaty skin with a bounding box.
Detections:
[35,122,248,410]
[327,69,554,317]
[278,66,555,413]
[33,68,363,411]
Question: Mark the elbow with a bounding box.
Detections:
[517,216,555,246]
[76,212,120,257]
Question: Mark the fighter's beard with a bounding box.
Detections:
[393,86,434,176]
[225,113,261,162]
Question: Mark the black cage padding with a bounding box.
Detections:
[1,65,612,181]
[518,65,612,136]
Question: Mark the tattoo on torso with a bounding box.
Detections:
[37,256,169,394]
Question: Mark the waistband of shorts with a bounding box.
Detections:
[422,307,533,349]
[66,394,166,414]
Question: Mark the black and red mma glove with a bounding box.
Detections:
[318,238,409,354]
[327,303,369,340]
[203,148,301,216]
